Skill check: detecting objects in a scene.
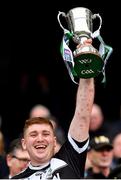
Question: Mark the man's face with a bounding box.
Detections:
[90,148,113,168]
[22,123,56,166]
[7,149,30,177]
[113,134,121,158]
[89,106,103,131]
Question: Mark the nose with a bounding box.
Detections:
[102,150,111,155]
[37,133,44,141]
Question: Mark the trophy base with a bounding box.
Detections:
[73,52,104,78]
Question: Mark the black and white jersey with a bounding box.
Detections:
[12,134,89,179]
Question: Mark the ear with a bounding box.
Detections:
[54,136,62,154]
[54,136,57,147]
[6,154,13,167]
[21,138,27,150]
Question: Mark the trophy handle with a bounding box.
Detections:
[92,13,102,33]
[57,11,67,31]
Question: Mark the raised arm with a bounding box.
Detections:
[69,78,94,142]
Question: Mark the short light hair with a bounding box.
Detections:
[23,117,55,135]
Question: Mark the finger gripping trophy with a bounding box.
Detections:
[57,7,113,82]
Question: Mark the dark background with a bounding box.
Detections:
[0,1,120,141]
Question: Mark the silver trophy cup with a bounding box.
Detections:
[58,7,104,78]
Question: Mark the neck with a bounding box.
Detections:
[29,161,50,170]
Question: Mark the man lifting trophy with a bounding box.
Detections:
[57,7,113,82]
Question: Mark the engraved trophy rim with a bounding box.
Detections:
[67,7,92,14]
